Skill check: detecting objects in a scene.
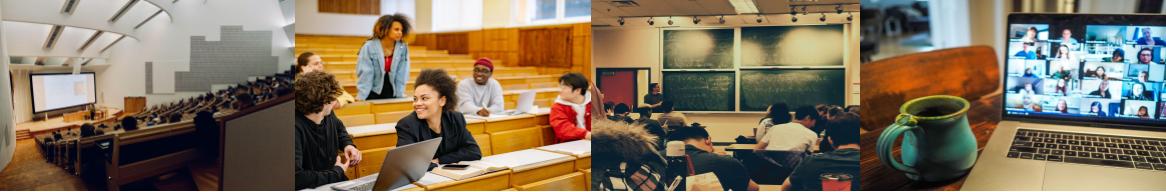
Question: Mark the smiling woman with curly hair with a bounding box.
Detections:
[294,71,362,190]
[394,69,481,169]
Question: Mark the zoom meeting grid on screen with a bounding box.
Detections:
[1004,21,1166,123]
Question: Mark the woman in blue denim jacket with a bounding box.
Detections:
[357,14,411,100]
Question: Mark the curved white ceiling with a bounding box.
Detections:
[2,0,175,58]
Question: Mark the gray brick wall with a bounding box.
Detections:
[173,26,278,92]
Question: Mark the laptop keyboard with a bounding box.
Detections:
[332,174,377,191]
[1008,129,1166,171]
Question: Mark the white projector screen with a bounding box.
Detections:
[31,73,96,113]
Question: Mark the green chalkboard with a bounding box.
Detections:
[662,71,736,111]
[663,29,735,69]
[741,25,844,67]
[740,69,845,111]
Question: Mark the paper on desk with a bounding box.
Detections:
[537,140,591,156]
[480,149,573,172]
[414,172,454,186]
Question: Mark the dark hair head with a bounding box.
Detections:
[122,117,139,131]
[827,106,845,118]
[650,83,659,88]
[635,106,652,119]
[558,72,589,95]
[235,92,255,109]
[80,123,96,137]
[603,102,614,111]
[815,104,829,113]
[414,69,459,112]
[825,112,861,147]
[296,52,316,74]
[845,105,860,115]
[660,100,675,113]
[1141,47,1153,55]
[767,103,791,124]
[668,123,710,141]
[295,71,342,114]
[1113,48,1125,57]
[795,106,820,121]
[373,14,413,39]
[1090,101,1103,110]
[614,103,631,114]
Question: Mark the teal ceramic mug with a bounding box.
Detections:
[876,95,977,182]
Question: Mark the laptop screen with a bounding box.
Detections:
[1004,14,1166,128]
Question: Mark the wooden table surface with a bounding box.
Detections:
[858,46,1004,190]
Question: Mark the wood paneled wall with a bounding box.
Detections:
[318,0,380,15]
[413,23,593,79]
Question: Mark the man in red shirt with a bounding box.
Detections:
[549,72,592,143]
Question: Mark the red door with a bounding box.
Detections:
[598,70,636,110]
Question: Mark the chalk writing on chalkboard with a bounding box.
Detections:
[740,69,845,111]
[741,25,844,67]
[663,29,735,69]
[663,72,736,111]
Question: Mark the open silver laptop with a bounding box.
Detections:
[332,138,441,191]
[506,90,536,115]
[962,13,1166,190]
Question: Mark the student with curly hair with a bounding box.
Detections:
[394,69,482,170]
[294,71,361,190]
[357,14,413,100]
[297,52,355,108]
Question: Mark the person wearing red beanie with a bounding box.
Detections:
[455,57,505,117]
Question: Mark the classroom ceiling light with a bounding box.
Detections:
[820,13,827,22]
[847,12,853,21]
[792,15,798,22]
[836,5,844,14]
[648,17,654,25]
[756,14,764,23]
[110,0,140,22]
[668,16,674,25]
[729,0,759,14]
[618,17,625,26]
[693,16,701,24]
[719,15,726,24]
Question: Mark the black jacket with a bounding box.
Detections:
[395,110,482,166]
[295,112,354,190]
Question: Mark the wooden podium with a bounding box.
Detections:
[63,110,88,122]
[124,97,147,115]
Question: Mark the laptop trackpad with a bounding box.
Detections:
[1042,162,1166,190]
